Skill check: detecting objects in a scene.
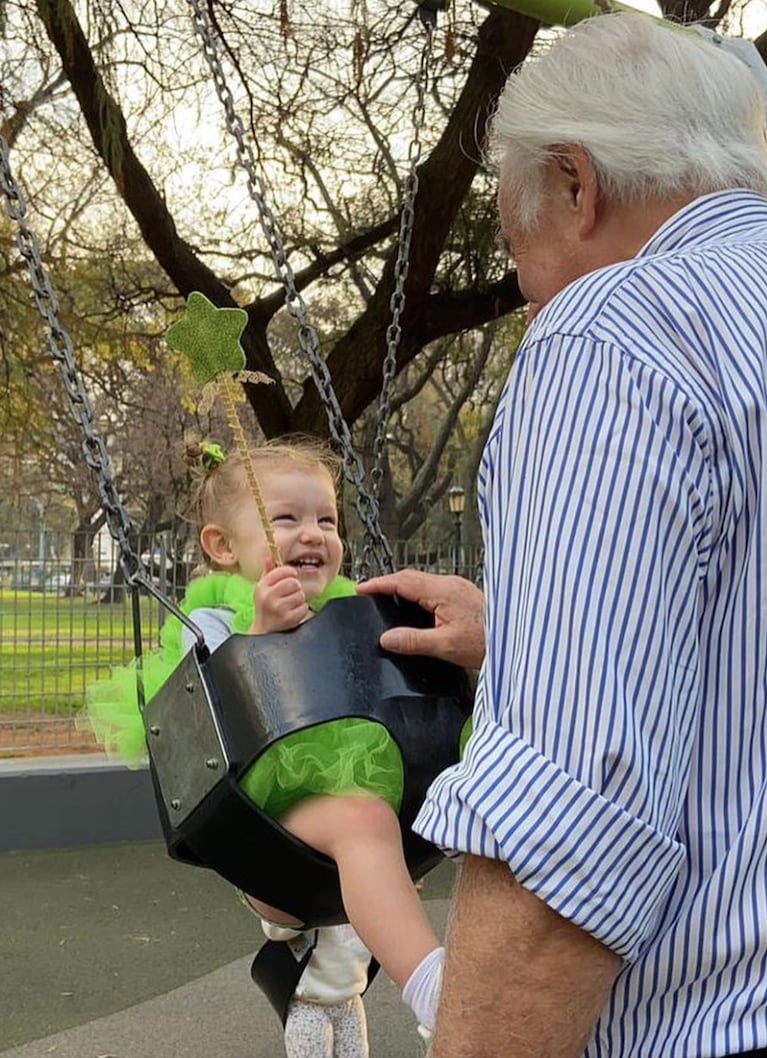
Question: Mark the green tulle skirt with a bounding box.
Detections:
[87,671,472,823]
[242,713,472,820]
[241,717,405,817]
[80,571,360,766]
[86,667,407,818]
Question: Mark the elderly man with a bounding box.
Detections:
[360,11,767,1058]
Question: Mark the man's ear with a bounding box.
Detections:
[200,524,236,569]
[555,144,598,238]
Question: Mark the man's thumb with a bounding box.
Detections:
[380,627,429,656]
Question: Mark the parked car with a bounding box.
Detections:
[45,570,72,591]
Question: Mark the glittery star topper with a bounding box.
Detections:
[165,291,280,562]
[165,291,249,382]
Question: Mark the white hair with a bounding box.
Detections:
[491,12,767,230]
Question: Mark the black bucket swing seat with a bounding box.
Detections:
[144,591,474,928]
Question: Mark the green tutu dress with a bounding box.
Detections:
[82,572,405,819]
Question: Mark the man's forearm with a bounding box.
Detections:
[431,856,622,1058]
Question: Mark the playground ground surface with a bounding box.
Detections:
[1,838,454,1057]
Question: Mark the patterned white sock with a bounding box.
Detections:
[402,946,445,1032]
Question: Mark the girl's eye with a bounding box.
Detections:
[271,514,296,523]
[320,516,337,527]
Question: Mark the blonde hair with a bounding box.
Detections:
[186,436,342,536]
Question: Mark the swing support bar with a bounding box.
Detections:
[487,0,630,25]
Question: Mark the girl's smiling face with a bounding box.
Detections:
[212,466,343,598]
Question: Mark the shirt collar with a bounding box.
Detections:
[638,188,767,258]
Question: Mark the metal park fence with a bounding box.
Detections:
[0,529,481,758]
[0,529,189,759]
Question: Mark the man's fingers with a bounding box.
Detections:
[357,573,403,597]
[380,626,436,657]
[360,569,434,607]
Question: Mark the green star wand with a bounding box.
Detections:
[165,291,283,564]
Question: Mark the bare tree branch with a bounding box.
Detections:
[35,0,295,434]
[292,6,539,434]
[1,69,67,147]
[398,326,494,529]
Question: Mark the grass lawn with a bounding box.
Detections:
[0,590,166,716]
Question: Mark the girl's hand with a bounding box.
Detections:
[251,559,309,633]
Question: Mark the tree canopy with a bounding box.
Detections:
[2,0,763,551]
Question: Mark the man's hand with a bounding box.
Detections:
[357,569,485,669]
[251,560,309,633]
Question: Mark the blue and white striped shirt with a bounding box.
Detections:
[414,190,767,1057]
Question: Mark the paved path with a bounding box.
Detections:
[0,841,452,1057]
[0,950,440,1058]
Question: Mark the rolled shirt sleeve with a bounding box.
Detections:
[415,719,685,961]
[415,332,714,962]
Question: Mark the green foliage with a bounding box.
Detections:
[3,0,529,547]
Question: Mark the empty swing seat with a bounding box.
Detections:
[143,593,473,927]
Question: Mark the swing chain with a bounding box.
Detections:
[369,11,434,516]
[0,134,141,586]
[187,0,394,578]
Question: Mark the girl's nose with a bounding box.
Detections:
[300,520,323,541]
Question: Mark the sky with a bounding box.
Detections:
[570,0,766,31]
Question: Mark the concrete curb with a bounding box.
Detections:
[0,754,161,851]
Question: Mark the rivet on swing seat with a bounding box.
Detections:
[143,593,473,927]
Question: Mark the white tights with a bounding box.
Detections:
[284,996,369,1058]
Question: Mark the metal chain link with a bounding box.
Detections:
[1,135,209,663]
[187,0,390,576]
[0,134,142,586]
[369,9,434,525]
[186,0,434,578]
[360,11,434,576]
[2,3,433,583]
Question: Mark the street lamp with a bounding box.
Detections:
[26,496,46,564]
[447,485,465,575]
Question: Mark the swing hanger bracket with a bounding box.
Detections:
[417,3,440,28]
[415,0,450,12]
